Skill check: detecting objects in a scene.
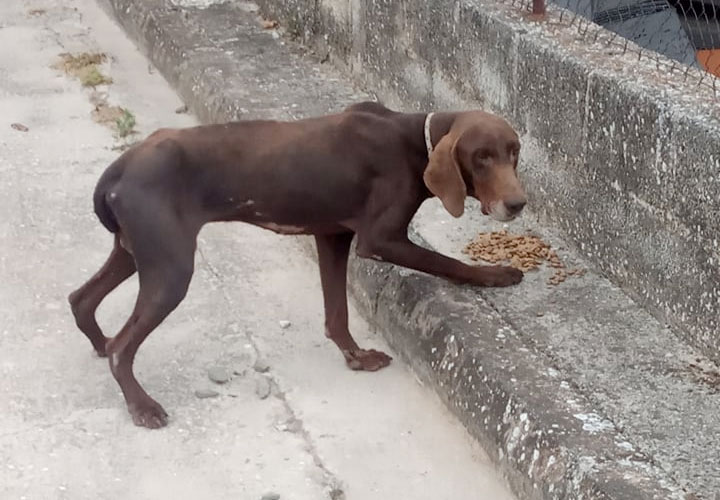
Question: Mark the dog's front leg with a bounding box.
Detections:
[359,237,523,287]
[315,232,393,371]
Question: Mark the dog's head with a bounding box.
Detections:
[423,111,526,221]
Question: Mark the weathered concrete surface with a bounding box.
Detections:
[96,0,720,499]
[0,1,517,499]
[406,202,720,500]
[254,0,720,367]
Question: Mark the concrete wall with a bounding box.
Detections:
[256,0,720,362]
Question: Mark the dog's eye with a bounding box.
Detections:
[474,150,492,164]
[509,147,520,164]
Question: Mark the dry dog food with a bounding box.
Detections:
[462,230,584,285]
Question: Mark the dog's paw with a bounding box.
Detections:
[128,399,169,429]
[344,349,393,372]
[476,265,523,287]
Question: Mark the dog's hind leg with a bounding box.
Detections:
[315,232,393,371]
[104,205,199,428]
[68,233,136,357]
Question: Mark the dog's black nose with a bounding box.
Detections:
[505,199,527,214]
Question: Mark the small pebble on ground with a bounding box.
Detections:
[207,366,230,384]
[329,488,345,500]
[194,388,220,399]
[255,376,272,400]
[253,358,271,373]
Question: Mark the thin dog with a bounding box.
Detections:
[69,102,527,428]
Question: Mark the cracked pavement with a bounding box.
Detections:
[0,1,515,499]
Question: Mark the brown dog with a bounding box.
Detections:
[68,101,526,428]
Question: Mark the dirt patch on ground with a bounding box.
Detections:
[53,54,138,148]
[53,52,113,87]
[669,360,720,394]
[463,230,584,285]
[688,363,720,392]
[91,101,125,125]
[89,91,137,148]
[667,355,720,394]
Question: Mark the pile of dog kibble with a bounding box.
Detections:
[462,230,584,285]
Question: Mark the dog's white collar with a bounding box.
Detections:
[424,112,435,157]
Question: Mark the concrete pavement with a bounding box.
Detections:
[0,1,515,499]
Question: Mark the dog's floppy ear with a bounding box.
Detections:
[423,133,467,218]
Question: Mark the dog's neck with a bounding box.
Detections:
[398,112,457,164]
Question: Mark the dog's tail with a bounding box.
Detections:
[92,159,124,234]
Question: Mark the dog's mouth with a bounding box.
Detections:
[482,201,519,222]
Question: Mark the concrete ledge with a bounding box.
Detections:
[348,258,683,500]
[98,0,718,498]
[99,0,366,123]
[254,0,720,365]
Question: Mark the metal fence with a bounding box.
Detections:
[511,0,720,93]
